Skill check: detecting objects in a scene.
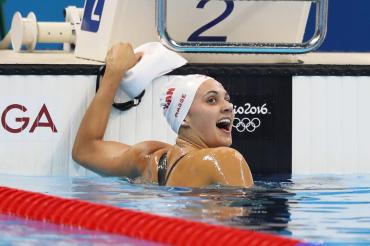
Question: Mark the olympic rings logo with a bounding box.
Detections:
[232,117,261,133]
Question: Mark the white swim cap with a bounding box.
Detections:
[160,74,212,133]
[120,42,187,99]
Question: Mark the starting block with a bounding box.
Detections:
[75,0,315,62]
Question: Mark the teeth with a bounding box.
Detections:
[217,119,231,124]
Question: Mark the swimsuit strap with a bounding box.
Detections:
[158,152,187,186]
[164,154,187,186]
[158,153,168,186]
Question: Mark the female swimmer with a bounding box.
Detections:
[72,43,253,188]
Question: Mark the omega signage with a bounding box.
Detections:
[1,103,57,134]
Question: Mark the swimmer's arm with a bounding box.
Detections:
[72,70,138,176]
[74,138,167,178]
[72,43,157,177]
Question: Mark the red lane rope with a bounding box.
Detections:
[0,186,304,246]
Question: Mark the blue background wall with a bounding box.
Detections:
[304,0,370,52]
[2,0,370,52]
[3,0,84,23]
[2,0,84,49]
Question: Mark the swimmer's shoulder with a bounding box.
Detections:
[194,147,253,187]
[192,146,245,162]
[167,147,253,187]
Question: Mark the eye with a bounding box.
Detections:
[225,95,231,103]
[207,97,217,104]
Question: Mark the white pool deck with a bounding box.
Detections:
[1,50,370,65]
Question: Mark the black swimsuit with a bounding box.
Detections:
[157,153,186,186]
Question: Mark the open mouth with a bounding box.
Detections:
[216,118,232,132]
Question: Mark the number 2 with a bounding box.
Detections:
[188,0,234,42]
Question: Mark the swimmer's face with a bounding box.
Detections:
[185,79,234,147]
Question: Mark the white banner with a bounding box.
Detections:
[293,76,370,174]
[0,75,96,176]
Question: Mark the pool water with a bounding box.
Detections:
[1,174,370,245]
[0,214,161,246]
